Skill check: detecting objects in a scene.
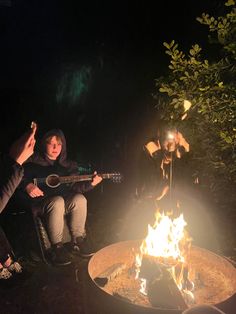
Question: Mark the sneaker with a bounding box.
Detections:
[0,268,12,280]
[73,236,95,258]
[52,243,72,266]
[7,262,22,274]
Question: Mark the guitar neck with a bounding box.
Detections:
[59,173,113,184]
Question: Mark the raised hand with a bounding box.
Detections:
[9,122,37,165]
[176,131,190,152]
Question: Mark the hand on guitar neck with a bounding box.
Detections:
[91,171,103,187]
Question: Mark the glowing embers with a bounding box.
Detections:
[135,211,194,309]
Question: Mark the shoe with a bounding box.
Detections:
[29,250,42,263]
[73,236,95,258]
[52,243,72,266]
[7,262,22,274]
[0,268,12,280]
[0,269,15,289]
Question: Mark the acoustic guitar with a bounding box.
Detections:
[33,172,122,188]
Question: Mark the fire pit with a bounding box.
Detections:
[88,240,236,314]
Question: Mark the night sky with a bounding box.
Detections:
[0,0,223,163]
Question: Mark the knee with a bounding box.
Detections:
[46,196,65,214]
[71,194,87,209]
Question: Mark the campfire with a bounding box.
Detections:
[88,129,236,313]
[88,211,236,313]
[135,211,193,310]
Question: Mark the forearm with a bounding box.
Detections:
[0,154,24,213]
[71,181,94,194]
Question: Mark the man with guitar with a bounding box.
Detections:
[17,129,103,266]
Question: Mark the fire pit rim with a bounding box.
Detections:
[88,240,236,312]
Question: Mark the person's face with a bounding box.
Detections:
[162,131,177,152]
[45,136,62,160]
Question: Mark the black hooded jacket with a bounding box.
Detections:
[0,153,24,213]
[17,129,94,206]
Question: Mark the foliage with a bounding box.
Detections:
[56,65,92,107]
[153,1,236,204]
[196,0,236,58]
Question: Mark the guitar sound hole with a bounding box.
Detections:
[47,175,60,188]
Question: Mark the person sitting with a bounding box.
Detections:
[0,123,36,281]
[17,129,102,266]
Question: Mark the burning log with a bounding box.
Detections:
[94,263,126,287]
[139,255,188,310]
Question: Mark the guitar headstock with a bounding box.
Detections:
[110,172,123,183]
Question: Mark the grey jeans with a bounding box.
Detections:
[40,193,87,245]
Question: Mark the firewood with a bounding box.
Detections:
[94,263,126,287]
[147,273,188,310]
[139,255,188,310]
[139,255,163,281]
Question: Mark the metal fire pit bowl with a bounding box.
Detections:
[88,240,236,314]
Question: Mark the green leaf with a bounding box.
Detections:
[163,42,170,49]
[225,0,235,6]
[190,49,195,56]
[170,40,175,48]
[159,87,167,93]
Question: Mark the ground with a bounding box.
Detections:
[0,183,235,314]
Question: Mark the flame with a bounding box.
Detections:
[139,211,188,262]
[135,211,193,301]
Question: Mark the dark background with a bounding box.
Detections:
[0,0,222,172]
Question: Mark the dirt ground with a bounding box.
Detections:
[0,183,235,314]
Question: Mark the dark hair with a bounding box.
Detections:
[45,135,63,145]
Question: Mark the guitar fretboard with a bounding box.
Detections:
[34,173,120,185]
[59,174,113,184]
